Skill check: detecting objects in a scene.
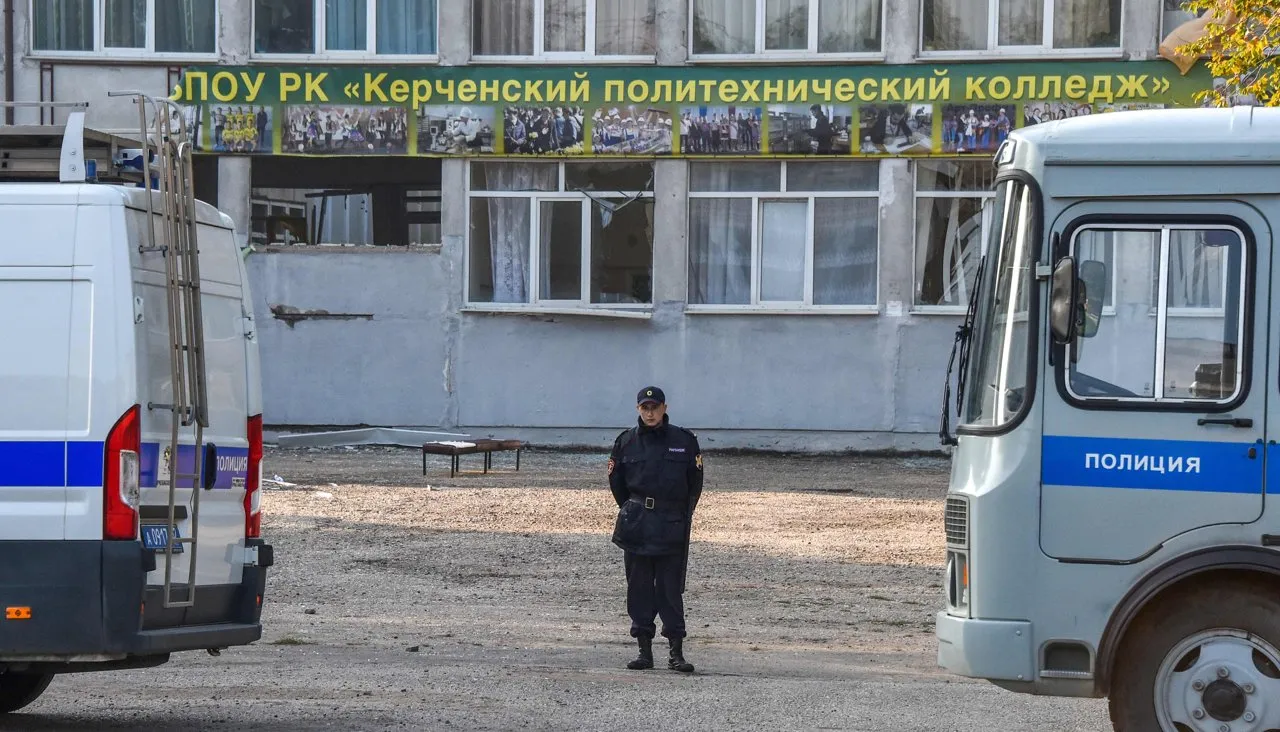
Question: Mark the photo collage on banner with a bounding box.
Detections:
[170,62,1210,158]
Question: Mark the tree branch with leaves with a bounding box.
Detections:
[1161,0,1279,105]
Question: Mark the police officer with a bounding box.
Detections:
[608,386,703,673]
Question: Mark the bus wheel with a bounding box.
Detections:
[1109,582,1280,732]
[0,672,53,714]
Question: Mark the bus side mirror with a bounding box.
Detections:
[1050,256,1078,344]
[1078,260,1106,339]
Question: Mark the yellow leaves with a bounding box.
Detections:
[1165,0,1280,105]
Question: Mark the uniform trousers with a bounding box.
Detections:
[624,551,687,640]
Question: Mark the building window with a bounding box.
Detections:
[1161,0,1202,40]
[691,0,882,57]
[473,0,656,58]
[467,162,655,307]
[32,0,216,54]
[921,0,1121,53]
[254,0,438,56]
[687,161,879,309]
[914,160,999,309]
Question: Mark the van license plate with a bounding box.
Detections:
[141,525,184,554]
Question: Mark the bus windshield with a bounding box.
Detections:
[962,179,1037,429]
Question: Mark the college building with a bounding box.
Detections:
[5,0,1215,450]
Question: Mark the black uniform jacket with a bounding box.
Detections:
[608,415,703,556]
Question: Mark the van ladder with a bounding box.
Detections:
[110,91,209,610]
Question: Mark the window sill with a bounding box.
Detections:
[253,243,443,254]
[248,53,440,64]
[684,305,879,315]
[27,51,221,63]
[911,306,968,315]
[916,48,1125,62]
[467,55,657,65]
[686,53,886,64]
[461,305,653,320]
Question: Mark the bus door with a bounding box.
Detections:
[1039,200,1269,563]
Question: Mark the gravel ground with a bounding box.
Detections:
[4,446,1111,732]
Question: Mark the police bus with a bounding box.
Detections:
[936,106,1280,730]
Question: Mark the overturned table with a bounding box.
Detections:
[421,439,525,478]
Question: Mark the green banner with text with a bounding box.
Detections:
[170,61,1211,158]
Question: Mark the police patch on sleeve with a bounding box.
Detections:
[695,454,703,470]
[608,457,616,475]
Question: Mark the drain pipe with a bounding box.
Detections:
[4,0,13,125]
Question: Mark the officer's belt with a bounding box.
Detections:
[628,495,684,512]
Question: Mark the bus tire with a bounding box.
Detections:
[1108,579,1280,732]
[0,672,53,714]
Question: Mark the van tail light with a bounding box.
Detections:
[245,414,263,538]
[104,405,141,541]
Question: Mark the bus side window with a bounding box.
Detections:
[1062,225,1246,406]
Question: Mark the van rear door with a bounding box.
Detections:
[131,206,251,613]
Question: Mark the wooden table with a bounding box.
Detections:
[421,439,524,478]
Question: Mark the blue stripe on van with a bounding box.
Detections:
[138,443,249,490]
[0,441,247,489]
[0,441,104,487]
[67,441,106,487]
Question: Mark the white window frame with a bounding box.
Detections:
[687,0,886,62]
[917,0,1125,60]
[472,0,657,63]
[464,162,655,318]
[911,164,998,314]
[686,161,880,315]
[28,0,220,60]
[251,0,440,62]
[1064,222,1246,406]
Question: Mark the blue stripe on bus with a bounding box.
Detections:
[1042,435,1261,494]
[0,441,248,489]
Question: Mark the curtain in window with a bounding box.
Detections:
[689,199,752,304]
[325,0,366,50]
[596,0,655,55]
[376,0,437,54]
[692,0,755,54]
[474,0,534,55]
[33,0,93,51]
[480,164,542,303]
[543,0,586,52]
[104,0,144,48]
[818,0,880,52]
[1167,231,1223,308]
[922,0,986,50]
[255,0,316,54]
[156,0,217,53]
[998,0,1042,45]
[813,198,876,305]
[765,0,808,50]
[1054,0,1118,47]
[916,197,983,306]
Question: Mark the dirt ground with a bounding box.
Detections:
[4,446,1110,731]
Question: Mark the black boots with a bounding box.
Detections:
[627,636,694,672]
[668,638,694,673]
[627,636,654,670]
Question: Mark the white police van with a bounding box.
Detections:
[0,96,273,712]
